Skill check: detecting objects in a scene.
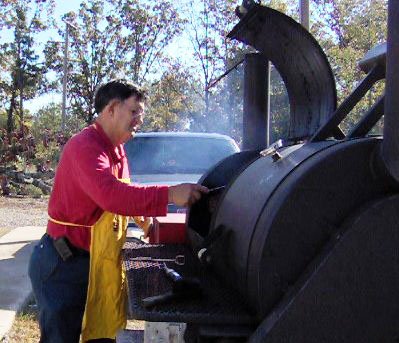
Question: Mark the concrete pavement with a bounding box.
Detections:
[0,226,46,340]
[0,226,145,342]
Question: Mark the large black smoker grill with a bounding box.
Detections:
[124,2,399,342]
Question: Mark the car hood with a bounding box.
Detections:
[130,174,203,186]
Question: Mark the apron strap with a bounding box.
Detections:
[47,177,129,229]
[48,216,93,228]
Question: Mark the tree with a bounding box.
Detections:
[312,0,388,133]
[45,0,185,124]
[31,102,73,167]
[143,61,201,132]
[113,0,186,84]
[183,0,242,132]
[45,1,126,124]
[0,0,54,137]
[31,102,61,135]
[183,0,290,140]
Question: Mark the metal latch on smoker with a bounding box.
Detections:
[260,139,283,161]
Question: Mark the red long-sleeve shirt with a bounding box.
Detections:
[47,123,168,251]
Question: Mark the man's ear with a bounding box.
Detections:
[104,99,120,117]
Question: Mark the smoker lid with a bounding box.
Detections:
[228,4,337,140]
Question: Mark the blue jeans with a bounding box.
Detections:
[28,234,90,343]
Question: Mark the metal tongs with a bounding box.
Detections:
[208,185,226,195]
[130,254,185,265]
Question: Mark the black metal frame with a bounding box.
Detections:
[310,64,385,142]
[347,95,385,139]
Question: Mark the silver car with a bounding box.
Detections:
[124,132,240,213]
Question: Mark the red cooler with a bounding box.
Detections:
[149,213,187,244]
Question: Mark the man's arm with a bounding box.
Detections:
[71,143,207,216]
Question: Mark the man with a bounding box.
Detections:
[28,79,208,343]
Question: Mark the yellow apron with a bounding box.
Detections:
[49,178,131,341]
[82,210,128,341]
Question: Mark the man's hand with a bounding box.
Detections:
[132,216,153,238]
[168,183,209,207]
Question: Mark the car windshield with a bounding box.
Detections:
[124,136,238,174]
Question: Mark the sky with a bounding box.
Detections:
[23,0,196,114]
[24,0,83,113]
[5,0,305,115]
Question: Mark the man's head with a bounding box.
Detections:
[94,79,147,145]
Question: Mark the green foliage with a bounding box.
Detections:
[0,110,7,129]
[183,0,242,132]
[0,124,36,170]
[7,182,18,195]
[0,0,390,155]
[313,0,387,133]
[34,140,61,169]
[23,184,43,198]
[45,0,185,125]
[180,0,292,142]
[0,102,74,170]
[144,66,196,131]
[114,0,186,83]
[31,102,62,138]
[0,0,54,135]
[31,102,82,141]
[31,102,76,168]
[269,68,290,142]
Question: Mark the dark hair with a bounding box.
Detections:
[94,79,147,114]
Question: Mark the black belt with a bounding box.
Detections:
[47,233,89,261]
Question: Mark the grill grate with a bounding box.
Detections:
[123,238,256,325]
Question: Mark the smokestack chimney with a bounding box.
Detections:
[381,0,399,182]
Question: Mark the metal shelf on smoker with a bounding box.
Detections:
[123,238,256,325]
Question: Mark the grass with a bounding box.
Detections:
[0,228,12,238]
[1,298,144,343]
[2,299,40,343]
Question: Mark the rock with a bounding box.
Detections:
[32,179,52,195]
[44,178,54,186]
[15,172,26,183]
[31,172,44,179]
[23,177,34,184]
[44,170,55,179]
[5,170,17,179]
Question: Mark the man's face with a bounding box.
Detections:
[112,95,145,144]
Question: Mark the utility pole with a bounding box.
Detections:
[61,21,77,131]
[61,21,69,131]
[300,0,310,30]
